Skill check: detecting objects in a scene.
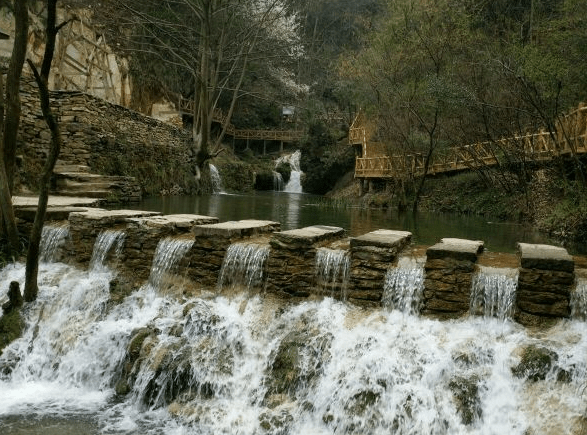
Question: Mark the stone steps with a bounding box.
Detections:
[51,163,142,202]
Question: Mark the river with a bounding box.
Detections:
[121,191,565,254]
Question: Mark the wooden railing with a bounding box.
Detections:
[179,98,303,142]
[353,104,587,179]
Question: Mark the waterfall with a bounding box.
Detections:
[382,256,425,315]
[148,237,194,289]
[315,248,350,298]
[89,230,126,271]
[272,171,284,191]
[470,266,518,321]
[276,150,303,193]
[39,224,70,263]
[571,278,587,321]
[209,164,225,194]
[217,243,270,292]
[2,261,587,433]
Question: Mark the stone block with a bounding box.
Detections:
[517,243,574,273]
[426,238,484,262]
[350,229,412,250]
[271,225,345,250]
[195,219,280,240]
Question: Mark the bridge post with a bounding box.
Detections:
[358,178,364,196]
[263,140,267,155]
[280,140,284,153]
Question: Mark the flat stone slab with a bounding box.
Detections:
[272,225,345,248]
[517,243,574,272]
[194,219,280,239]
[128,214,218,229]
[350,229,412,249]
[16,206,93,222]
[13,195,101,208]
[69,209,161,223]
[427,238,484,262]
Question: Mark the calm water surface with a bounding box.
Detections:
[122,192,567,253]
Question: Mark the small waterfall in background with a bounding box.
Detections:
[217,243,270,292]
[39,223,70,263]
[276,150,303,193]
[148,237,194,289]
[382,256,425,315]
[272,171,284,191]
[315,248,350,298]
[571,278,587,321]
[89,230,126,271]
[209,163,225,194]
[470,266,518,321]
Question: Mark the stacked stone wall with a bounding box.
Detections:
[17,76,196,195]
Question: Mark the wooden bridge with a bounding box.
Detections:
[179,98,304,142]
[350,104,587,179]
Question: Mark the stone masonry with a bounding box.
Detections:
[422,238,484,318]
[348,229,412,305]
[190,220,281,288]
[266,225,345,297]
[515,243,575,326]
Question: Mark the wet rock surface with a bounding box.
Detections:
[349,230,412,305]
[422,238,484,318]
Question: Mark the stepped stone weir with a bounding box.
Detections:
[68,209,161,265]
[348,229,412,305]
[515,243,574,326]
[190,220,280,287]
[422,238,484,318]
[266,225,345,297]
[122,214,219,279]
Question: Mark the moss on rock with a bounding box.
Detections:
[511,345,558,382]
[0,310,24,355]
[449,375,482,425]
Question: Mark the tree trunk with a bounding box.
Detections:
[0,0,27,251]
[3,0,28,192]
[24,0,62,303]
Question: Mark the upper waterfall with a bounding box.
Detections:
[276,150,303,193]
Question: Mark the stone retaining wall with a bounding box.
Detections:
[45,209,584,326]
[17,76,196,196]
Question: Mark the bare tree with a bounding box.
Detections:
[24,0,68,302]
[0,0,28,254]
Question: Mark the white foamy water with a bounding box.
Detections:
[273,171,284,191]
[39,223,70,263]
[209,164,225,194]
[315,248,350,298]
[147,237,194,289]
[1,260,586,434]
[382,256,425,315]
[572,278,587,321]
[89,230,126,271]
[276,150,303,193]
[217,243,270,292]
[471,266,518,321]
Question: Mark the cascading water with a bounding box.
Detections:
[470,266,518,321]
[39,224,70,263]
[272,171,284,191]
[217,243,270,292]
[89,230,126,271]
[276,150,303,193]
[571,278,587,321]
[382,256,425,315]
[147,237,194,289]
[315,248,350,298]
[209,163,225,194]
[1,247,587,433]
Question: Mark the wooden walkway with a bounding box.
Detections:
[351,104,587,179]
[179,99,303,142]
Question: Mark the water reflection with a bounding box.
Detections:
[120,192,573,253]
